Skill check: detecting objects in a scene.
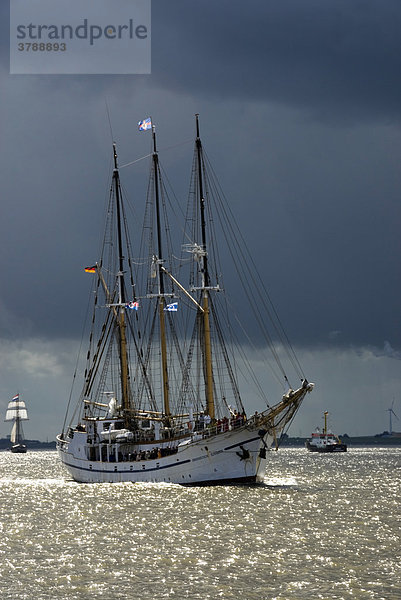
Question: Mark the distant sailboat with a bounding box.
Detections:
[5,393,28,453]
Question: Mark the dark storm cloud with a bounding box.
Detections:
[153,0,401,123]
[0,0,400,349]
[3,1,401,120]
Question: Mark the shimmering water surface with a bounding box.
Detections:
[0,448,399,599]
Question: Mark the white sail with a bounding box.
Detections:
[5,396,29,421]
[10,422,17,444]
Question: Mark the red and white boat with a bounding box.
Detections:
[306,411,347,453]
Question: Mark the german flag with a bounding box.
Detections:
[84,265,97,273]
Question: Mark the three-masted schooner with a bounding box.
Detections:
[5,393,28,453]
[57,116,313,484]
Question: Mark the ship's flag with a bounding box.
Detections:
[85,265,97,273]
[138,117,152,131]
[164,302,178,312]
[126,301,139,310]
[12,394,19,401]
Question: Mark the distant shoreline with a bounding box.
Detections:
[280,436,401,447]
[0,436,400,451]
[0,438,55,450]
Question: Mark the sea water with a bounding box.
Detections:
[0,448,399,599]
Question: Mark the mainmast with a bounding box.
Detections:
[14,415,23,445]
[112,143,130,415]
[152,127,170,418]
[195,114,215,420]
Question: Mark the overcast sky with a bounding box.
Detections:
[1,0,401,440]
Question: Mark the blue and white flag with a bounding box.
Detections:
[138,117,152,131]
[126,301,139,310]
[164,302,178,312]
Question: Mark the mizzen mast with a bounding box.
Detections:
[195,114,215,420]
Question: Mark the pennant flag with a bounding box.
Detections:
[84,265,97,273]
[138,117,152,131]
[126,301,139,310]
[164,302,178,312]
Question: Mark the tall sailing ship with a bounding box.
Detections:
[57,116,314,484]
[5,393,28,453]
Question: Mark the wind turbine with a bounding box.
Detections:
[387,400,399,435]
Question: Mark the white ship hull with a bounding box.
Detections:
[57,425,272,485]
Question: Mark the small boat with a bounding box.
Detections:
[57,115,314,484]
[4,393,28,453]
[305,411,347,452]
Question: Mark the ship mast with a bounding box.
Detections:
[195,114,215,420]
[112,143,130,415]
[15,403,22,444]
[152,127,170,418]
[323,411,328,435]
